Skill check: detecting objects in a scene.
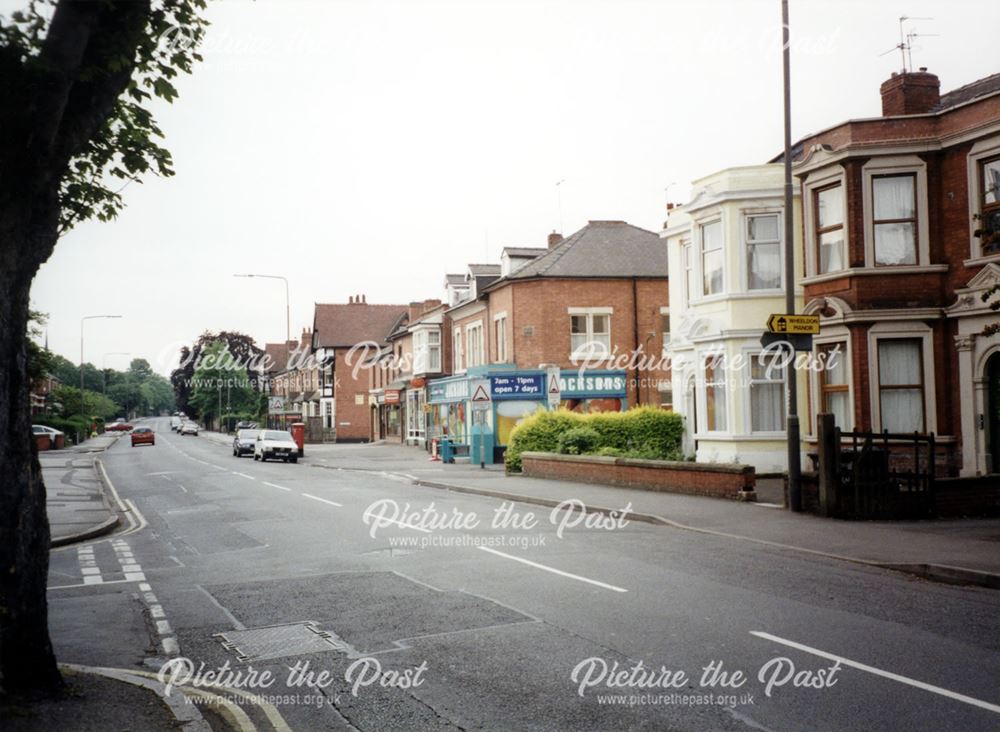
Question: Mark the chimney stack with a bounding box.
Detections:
[548,230,562,249]
[880,69,940,116]
[348,295,354,304]
[362,294,366,304]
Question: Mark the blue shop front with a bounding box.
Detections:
[427,367,628,464]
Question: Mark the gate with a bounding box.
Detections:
[834,429,936,519]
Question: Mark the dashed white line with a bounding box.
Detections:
[263,481,292,492]
[750,631,1000,715]
[361,512,432,533]
[232,472,255,480]
[477,546,628,593]
[302,493,343,508]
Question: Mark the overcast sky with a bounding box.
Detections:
[24,0,999,376]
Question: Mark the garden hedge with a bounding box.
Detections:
[505,406,684,471]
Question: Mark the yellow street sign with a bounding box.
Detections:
[767,313,820,334]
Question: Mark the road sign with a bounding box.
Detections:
[767,313,820,334]
[470,379,491,412]
[545,365,561,409]
[760,332,814,352]
[267,396,286,414]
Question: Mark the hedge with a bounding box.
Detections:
[505,406,685,471]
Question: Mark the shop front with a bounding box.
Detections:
[427,376,469,447]
[372,387,402,442]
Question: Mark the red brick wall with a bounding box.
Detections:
[333,345,373,441]
[521,453,755,498]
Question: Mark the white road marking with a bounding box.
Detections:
[48,578,136,590]
[477,546,628,593]
[302,492,343,508]
[156,620,172,635]
[162,637,180,655]
[362,511,432,533]
[750,631,1000,715]
[263,481,292,492]
[232,472,255,480]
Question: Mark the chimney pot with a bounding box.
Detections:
[349,295,354,304]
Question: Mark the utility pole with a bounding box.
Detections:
[782,0,802,512]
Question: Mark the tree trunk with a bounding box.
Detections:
[0,218,63,695]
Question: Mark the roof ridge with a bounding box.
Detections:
[533,226,586,276]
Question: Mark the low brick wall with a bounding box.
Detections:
[520,452,755,499]
[934,477,1000,517]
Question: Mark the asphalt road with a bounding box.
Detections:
[47,417,1000,731]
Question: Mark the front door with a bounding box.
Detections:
[988,353,1000,473]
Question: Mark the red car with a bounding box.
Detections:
[130,426,155,447]
[106,421,133,432]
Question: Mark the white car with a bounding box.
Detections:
[32,425,64,438]
[179,422,200,436]
[170,416,182,431]
[253,430,298,463]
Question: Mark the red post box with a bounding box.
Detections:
[290,422,305,457]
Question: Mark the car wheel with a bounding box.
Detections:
[253,453,259,461]
[290,457,298,464]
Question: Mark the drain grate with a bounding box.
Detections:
[215,621,352,662]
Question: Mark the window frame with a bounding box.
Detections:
[452,326,464,373]
[493,312,508,363]
[700,219,724,297]
[743,211,783,291]
[980,154,1000,255]
[965,137,1000,264]
[814,182,846,275]
[870,172,918,266]
[875,337,926,433]
[866,323,937,435]
[746,351,786,434]
[568,308,613,360]
[465,321,484,368]
[682,240,694,306]
[701,354,728,433]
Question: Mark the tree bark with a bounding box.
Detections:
[0,215,63,695]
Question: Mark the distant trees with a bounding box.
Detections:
[171,331,264,420]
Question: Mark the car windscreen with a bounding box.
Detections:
[263,431,294,442]
[134,427,151,433]
[237,430,257,439]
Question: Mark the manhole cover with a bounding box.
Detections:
[215,622,352,661]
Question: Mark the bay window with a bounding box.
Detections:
[818,343,850,430]
[703,356,727,432]
[877,339,924,433]
[746,213,781,290]
[873,174,917,265]
[749,354,785,432]
[980,155,1000,254]
[815,184,845,273]
[701,221,724,296]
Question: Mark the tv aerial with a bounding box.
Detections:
[880,16,938,72]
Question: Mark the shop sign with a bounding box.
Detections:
[428,378,469,403]
[558,371,627,398]
[384,389,401,404]
[490,373,543,400]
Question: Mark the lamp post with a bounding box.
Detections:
[233,273,290,346]
[80,315,122,442]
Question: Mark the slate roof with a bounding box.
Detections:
[312,303,409,348]
[467,264,501,276]
[444,273,466,286]
[263,341,293,375]
[489,220,666,284]
[503,246,548,258]
[936,72,1000,112]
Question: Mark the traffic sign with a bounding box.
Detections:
[470,379,491,412]
[545,365,561,409]
[767,313,819,334]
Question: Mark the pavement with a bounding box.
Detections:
[41,433,122,546]
[201,433,1000,589]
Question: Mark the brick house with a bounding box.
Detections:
[426,220,670,461]
[789,68,1000,476]
[311,296,408,442]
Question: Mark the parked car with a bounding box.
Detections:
[131,426,155,447]
[179,422,200,436]
[33,424,66,450]
[33,425,64,439]
[254,430,298,463]
[235,421,258,431]
[170,415,182,431]
[106,421,133,432]
[232,429,257,457]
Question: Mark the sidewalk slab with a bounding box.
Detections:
[42,434,121,546]
[304,443,1000,587]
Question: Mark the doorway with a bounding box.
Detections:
[988,353,1000,473]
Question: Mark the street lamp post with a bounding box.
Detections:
[80,315,122,443]
[233,273,290,346]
